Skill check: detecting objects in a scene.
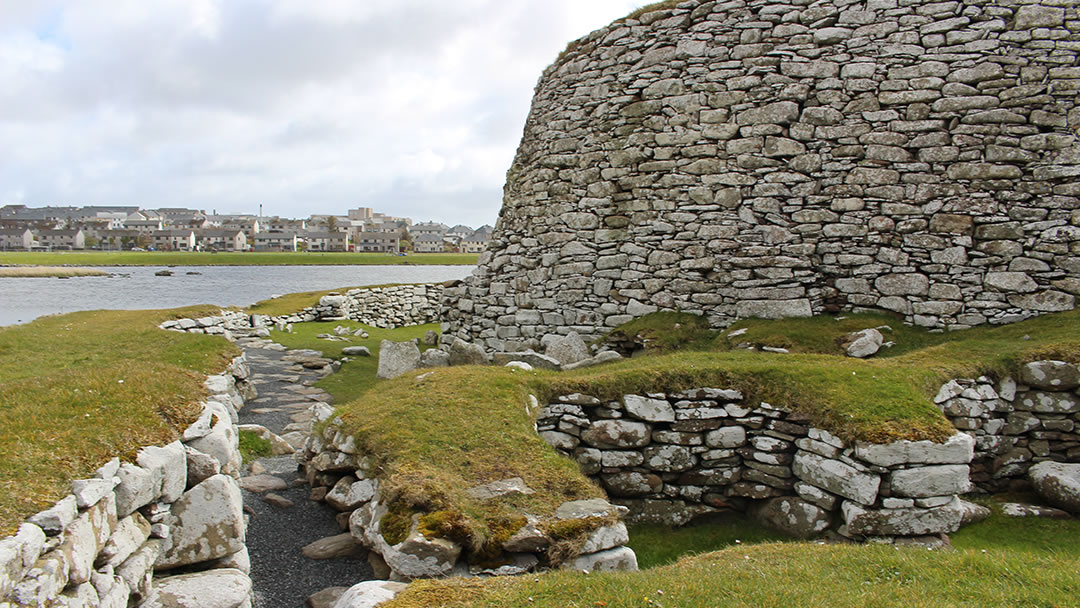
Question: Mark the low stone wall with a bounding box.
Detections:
[300,405,638,581]
[539,389,978,542]
[934,360,1080,492]
[0,356,255,608]
[160,284,446,336]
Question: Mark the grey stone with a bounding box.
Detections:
[854,433,974,467]
[889,465,971,498]
[332,581,409,608]
[1028,462,1080,513]
[448,338,488,366]
[376,340,421,379]
[419,348,450,368]
[544,332,591,365]
[302,534,365,560]
[567,546,638,573]
[581,420,651,449]
[1019,361,1080,391]
[157,475,246,569]
[465,477,535,501]
[793,452,880,505]
[842,497,966,536]
[140,568,251,608]
[238,474,288,494]
[841,328,884,358]
[753,497,832,538]
[341,346,371,357]
[623,394,675,422]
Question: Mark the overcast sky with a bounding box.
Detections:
[0,1,644,227]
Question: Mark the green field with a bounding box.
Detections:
[0,251,478,266]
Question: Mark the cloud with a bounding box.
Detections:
[0,0,643,226]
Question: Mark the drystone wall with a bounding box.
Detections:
[539,389,979,542]
[538,359,1080,539]
[0,357,254,608]
[442,0,1080,352]
[161,284,445,337]
[935,359,1080,491]
[299,405,638,580]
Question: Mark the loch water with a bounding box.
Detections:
[0,264,474,326]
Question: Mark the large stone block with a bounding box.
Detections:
[581,420,651,449]
[889,465,971,498]
[140,568,252,608]
[753,497,832,539]
[376,340,421,380]
[842,497,966,536]
[157,475,246,569]
[793,452,880,505]
[623,394,675,422]
[1029,462,1080,513]
[854,433,974,467]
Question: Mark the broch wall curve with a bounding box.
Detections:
[442,0,1080,351]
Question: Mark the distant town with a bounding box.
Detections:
[0,205,492,254]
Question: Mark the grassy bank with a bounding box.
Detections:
[388,539,1078,608]
[0,251,478,267]
[0,308,240,536]
[0,266,107,278]
[294,308,1080,577]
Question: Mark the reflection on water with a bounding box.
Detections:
[0,265,474,326]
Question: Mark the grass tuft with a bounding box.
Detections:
[238,430,272,463]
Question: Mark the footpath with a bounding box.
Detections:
[232,333,373,608]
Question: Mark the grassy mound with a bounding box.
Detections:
[0,308,240,536]
[312,309,1080,565]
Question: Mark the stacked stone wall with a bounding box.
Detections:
[442,0,1080,352]
[0,357,254,608]
[161,284,445,337]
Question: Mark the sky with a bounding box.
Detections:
[0,0,646,227]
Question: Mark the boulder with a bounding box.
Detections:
[840,328,884,358]
[325,477,377,511]
[854,433,973,467]
[332,581,409,608]
[238,474,288,494]
[140,568,251,608]
[419,348,450,368]
[342,346,371,357]
[567,546,638,573]
[423,330,440,346]
[544,332,591,365]
[753,496,832,538]
[491,351,561,370]
[1028,462,1080,513]
[842,497,966,536]
[1019,361,1080,391]
[376,340,421,380]
[156,475,246,569]
[350,501,461,580]
[448,338,488,366]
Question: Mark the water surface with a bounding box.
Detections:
[0,265,473,326]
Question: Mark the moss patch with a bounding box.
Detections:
[238,430,272,463]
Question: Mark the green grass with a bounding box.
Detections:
[238,430,273,464]
[0,307,240,536]
[269,320,439,403]
[627,512,788,569]
[387,540,1079,608]
[0,251,478,267]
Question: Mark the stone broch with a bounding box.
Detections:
[441,0,1080,352]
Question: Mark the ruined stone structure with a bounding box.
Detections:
[442,0,1080,351]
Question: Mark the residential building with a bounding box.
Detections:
[98,229,145,250]
[413,233,445,253]
[0,228,33,250]
[253,232,299,252]
[196,229,247,252]
[352,231,401,253]
[36,229,86,250]
[152,230,196,251]
[411,222,449,239]
[461,230,490,254]
[304,231,350,252]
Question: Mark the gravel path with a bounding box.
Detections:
[236,339,373,608]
